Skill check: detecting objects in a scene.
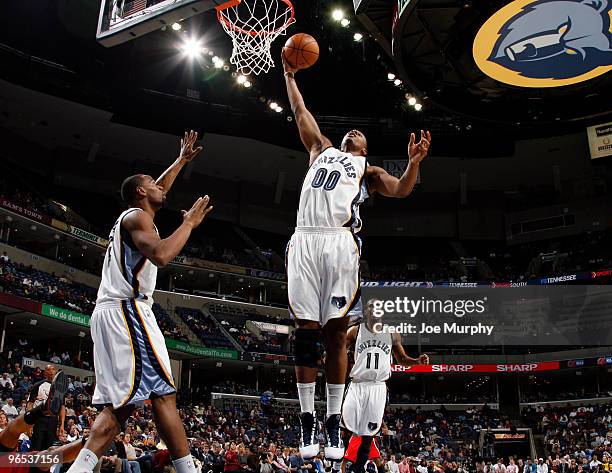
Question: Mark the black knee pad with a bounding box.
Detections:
[294,328,323,368]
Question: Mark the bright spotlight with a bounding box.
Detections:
[182,38,203,58]
[387,73,396,80]
[353,33,363,42]
[276,106,283,113]
[332,9,344,21]
[340,18,350,27]
[269,102,278,110]
[408,97,417,106]
[243,80,252,88]
[394,78,402,86]
[236,74,247,84]
[414,103,423,111]
[212,56,224,68]
[171,22,182,31]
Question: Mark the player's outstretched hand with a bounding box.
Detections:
[180,130,204,162]
[281,50,298,75]
[408,129,431,164]
[418,354,430,365]
[182,195,213,229]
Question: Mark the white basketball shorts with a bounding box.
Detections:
[342,381,387,436]
[91,299,175,408]
[286,227,361,326]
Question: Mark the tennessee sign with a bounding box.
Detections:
[473,0,612,87]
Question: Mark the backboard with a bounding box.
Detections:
[97,0,222,47]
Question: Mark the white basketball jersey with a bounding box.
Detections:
[350,323,393,383]
[296,148,368,232]
[96,208,157,307]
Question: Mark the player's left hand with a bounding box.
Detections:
[179,130,203,162]
[408,130,431,164]
[418,354,430,365]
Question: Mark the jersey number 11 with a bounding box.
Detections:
[366,353,379,370]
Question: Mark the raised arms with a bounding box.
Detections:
[155,130,203,194]
[123,196,213,267]
[282,54,332,164]
[366,130,431,198]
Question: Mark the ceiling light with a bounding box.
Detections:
[171,22,182,31]
[236,74,247,84]
[332,9,344,21]
[243,80,252,88]
[269,102,278,110]
[181,37,203,59]
[414,103,423,111]
[408,97,417,106]
[394,78,402,86]
[387,73,396,81]
[353,33,363,42]
[340,18,350,27]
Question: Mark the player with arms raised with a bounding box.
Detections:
[67,131,212,473]
[342,299,429,473]
[281,50,431,461]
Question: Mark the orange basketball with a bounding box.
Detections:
[283,33,319,70]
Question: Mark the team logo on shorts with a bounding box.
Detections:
[331,296,347,309]
[368,422,378,431]
[473,0,612,87]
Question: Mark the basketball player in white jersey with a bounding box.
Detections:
[282,55,431,460]
[342,299,429,473]
[67,131,212,473]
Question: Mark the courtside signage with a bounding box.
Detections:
[473,0,612,87]
[41,304,91,327]
[391,362,560,373]
[38,303,237,360]
[165,339,238,359]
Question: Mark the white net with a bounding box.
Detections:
[217,0,295,75]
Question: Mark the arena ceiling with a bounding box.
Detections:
[0,0,608,161]
[359,0,612,125]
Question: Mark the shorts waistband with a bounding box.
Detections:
[94,299,152,311]
[351,379,387,385]
[294,226,353,234]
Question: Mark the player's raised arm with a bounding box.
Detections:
[123,196,212,267]
[391,333,429,368]
[282,54,332,164]
[155,130,203,193]
[366,130,431,198]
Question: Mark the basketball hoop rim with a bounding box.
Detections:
[216,0,295,37]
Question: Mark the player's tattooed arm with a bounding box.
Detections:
[281,53,332,165]
[391,333,430,367]
[156,130,203,193]
[366,130,431,198]
[123,197,212,267]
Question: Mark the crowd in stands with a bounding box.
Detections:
[176,307,236,349]
[210,304,292,355]
[153,304,190,342]
[4,336,612,473]
[0,258,97,314]
[524,403,612,456]
[8,339,93,372]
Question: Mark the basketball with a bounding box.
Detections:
[282,33,319,70]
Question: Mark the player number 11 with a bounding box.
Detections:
[366,352,379,370]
